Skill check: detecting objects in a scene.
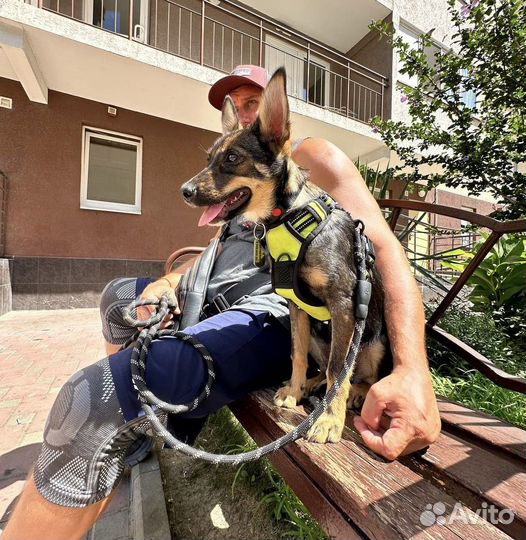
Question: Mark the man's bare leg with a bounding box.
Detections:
[105,341,122,356]
[1,472,115,540]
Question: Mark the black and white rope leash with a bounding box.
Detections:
[122,220,372,465]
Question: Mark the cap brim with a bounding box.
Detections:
[208,75,265,110]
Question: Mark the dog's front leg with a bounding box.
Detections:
[306,300,355,443]
[274,303,310,409]
[348,339,386,410]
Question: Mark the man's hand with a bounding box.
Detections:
[137,278,180,327]
[353,366,441,460]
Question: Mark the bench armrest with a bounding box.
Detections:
[164,246,206,275]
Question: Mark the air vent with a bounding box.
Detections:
[107,106,117,116]
[0,97,13,109]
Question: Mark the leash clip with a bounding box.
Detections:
[253,222,267,241]
[253,222,267,267]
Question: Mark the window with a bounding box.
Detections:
[398,23,444,90]
[459,67,477,109]
[398,24,420,88]
[81,127,142,214]
[399,23,478,109]
[304,60,328,107]
[86,0,148,41]
[265,34,330,107]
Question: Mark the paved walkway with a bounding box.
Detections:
[0,308,130,535]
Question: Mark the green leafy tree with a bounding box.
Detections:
[371,0,526,219]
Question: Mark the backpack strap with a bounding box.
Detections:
[177,228,225,329]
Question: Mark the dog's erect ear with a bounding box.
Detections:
[257,67,290,150]
[222,96,241,135]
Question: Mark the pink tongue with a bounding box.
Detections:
[198,203,225,227]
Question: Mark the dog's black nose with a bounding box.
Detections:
[181,184,197,200]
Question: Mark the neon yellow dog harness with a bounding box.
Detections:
[265,194,337,321]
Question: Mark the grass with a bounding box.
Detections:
[195,407,327,540]
[431,368,526,427]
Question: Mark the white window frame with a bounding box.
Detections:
[83,0,149,42]
[264,34,330,106]
[397,23,420,88]
[81,126,143,215]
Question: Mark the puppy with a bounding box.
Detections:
[181,68,391,443]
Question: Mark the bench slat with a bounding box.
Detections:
[437,398,526,461]
[234,405,365,539]
[401,428,525,539]
[233,390,515,540]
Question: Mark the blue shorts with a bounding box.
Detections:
[110,308,292,421]
[33,307,292,507]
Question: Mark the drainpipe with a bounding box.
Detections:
[0,170,7,258]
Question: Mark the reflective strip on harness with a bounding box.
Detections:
[266,196,335,321]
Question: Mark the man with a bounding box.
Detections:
[2,66,440,540]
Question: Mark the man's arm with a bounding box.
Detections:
[292,138,441,459]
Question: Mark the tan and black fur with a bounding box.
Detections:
[181,68,391,443]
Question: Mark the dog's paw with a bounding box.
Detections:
[274,386,301,408]
[347,383,369,411]
[305,412,344,443]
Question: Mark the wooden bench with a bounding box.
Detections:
[166,201,526,540]
[230,392,525,540]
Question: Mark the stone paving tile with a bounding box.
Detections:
[0,400,20,410]
[0,309,110,531]
[6,412,35,427]
[20,431,43,446]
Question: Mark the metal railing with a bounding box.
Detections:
[36,0,388,124]
[380,199,526,394]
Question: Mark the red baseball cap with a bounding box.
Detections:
[208,65,270,110]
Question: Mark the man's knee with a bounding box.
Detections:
[34,358,131,507]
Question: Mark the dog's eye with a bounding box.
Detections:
[226,152,238,163]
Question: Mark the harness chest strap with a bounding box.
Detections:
[265,194,337,321]
[265,194,376,322]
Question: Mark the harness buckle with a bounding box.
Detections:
[201,293,231,318]
[212,293,230,313]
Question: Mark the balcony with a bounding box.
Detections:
[34,0,389,124]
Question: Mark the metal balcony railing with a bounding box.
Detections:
[35,0,389,124]
[380,199,526,394]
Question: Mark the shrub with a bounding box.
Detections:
[427,306,524,377]
[427,306,525,427]
[439,233,526,350]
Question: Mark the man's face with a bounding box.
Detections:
[228,84,263,128]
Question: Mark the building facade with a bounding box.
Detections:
[0,0,496,313]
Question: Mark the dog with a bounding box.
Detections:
[181,67,391,443]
